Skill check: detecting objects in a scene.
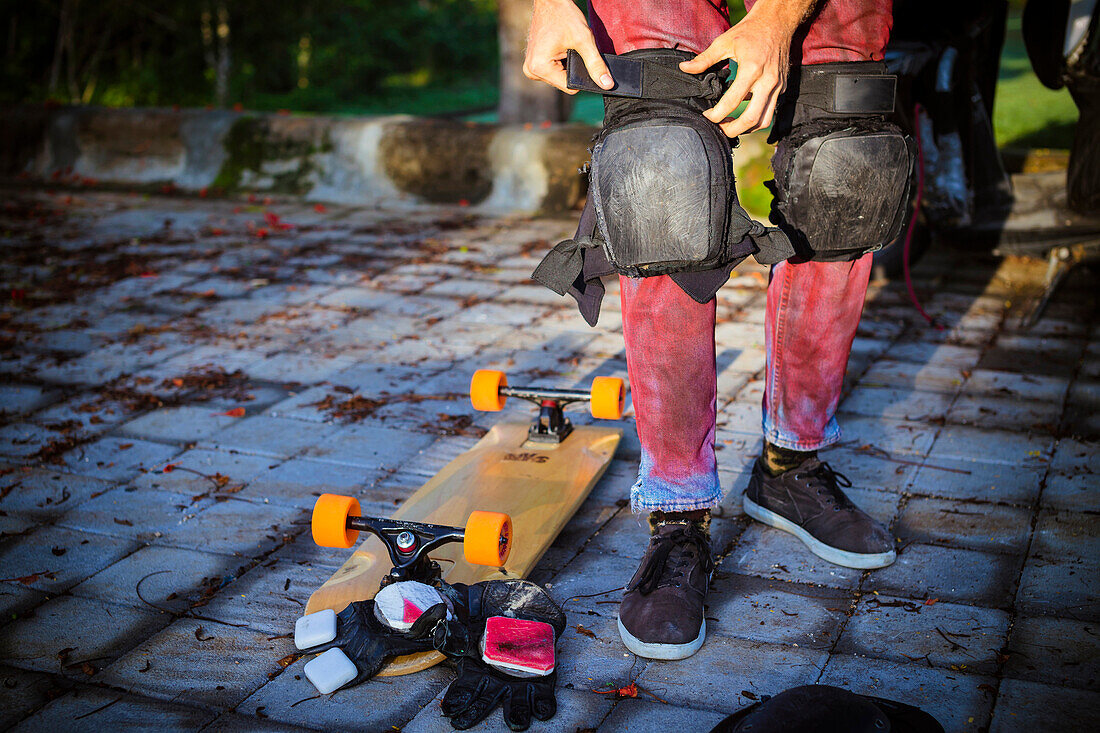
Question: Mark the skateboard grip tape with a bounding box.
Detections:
[480,616,556,676]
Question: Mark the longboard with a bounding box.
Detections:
[305,372,623,676]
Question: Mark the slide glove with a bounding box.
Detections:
[296,581,467,691]
[442,656,558,731]
[436,579,567,731]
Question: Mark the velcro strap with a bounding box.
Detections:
[796,62,896,115]
[566,49,727,101]
[531,236,602,295]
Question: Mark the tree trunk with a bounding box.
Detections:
[497,0,572,124]
[215,1,230,108]
[201,2,231,108]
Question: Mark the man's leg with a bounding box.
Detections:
[586,0,729,660]
[745,0,898,569]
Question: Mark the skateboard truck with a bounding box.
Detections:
[470,370,625,444]
[312,494,512,588]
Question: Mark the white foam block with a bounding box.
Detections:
[304,648,357,694]
[294,608,337,650]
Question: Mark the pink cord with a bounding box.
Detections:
[904,104,944,330]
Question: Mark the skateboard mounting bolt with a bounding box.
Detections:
[395,531,417,554]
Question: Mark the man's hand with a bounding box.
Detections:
[680,0,816,137]
[523,0,613,94]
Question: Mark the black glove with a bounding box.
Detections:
[441,656,558,731]
[435,579,566,731]
[307,594,452,686]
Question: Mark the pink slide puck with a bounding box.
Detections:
[480,616,556,677]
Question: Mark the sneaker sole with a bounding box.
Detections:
[617,616,705,660]
[743,496,896,569]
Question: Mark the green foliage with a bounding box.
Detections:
[3,0,499,112]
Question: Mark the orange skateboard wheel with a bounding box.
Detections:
[312,493,361,548]
[470,369,508,412]
[590,376,625,419]
[463,511,512,567]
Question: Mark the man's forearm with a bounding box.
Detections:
[746,0,819,35]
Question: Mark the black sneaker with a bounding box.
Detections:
[617,520,714,660]
[744,456,896,569]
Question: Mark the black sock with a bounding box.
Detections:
[649,509,711,542]
[762,442,815,476]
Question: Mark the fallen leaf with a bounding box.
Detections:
[50,546,67,556]
[220,407,246,418]
[924,598,939,606]
[118,443,133,450]
[572,625,596,639]
[114,518,133,527]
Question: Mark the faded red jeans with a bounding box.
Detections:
[590,0,891,511]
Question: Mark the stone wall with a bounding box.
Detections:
[0,105,596,214]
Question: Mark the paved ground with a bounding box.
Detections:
[0,188,1097,732]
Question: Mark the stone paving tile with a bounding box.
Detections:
[988,678,1100,733]
[926,424,1054,467]
[241,655,453,732]
[960,369,1070,403]
[71,544,250,614]
[202,416,340,459]
[728,524,864,590]
[204,712,315,732]
[154,498,304,557]
[978,335,1087,379]
[946,391,1063,433]
[818,654,996,731]
[895,497,1032,555]
[1016,555,1100,621]
[200,558,326,635]
[0,594,168,676]
[56,486,210,542]
[0,422,74,459]
[1063,379,1100,439]
[908,457,1044,505]
[57,436,181,482]
[98,618,296,709]
[1030,509,1099,562]
[839,385,955,423]
[133,448,279,494]
[555,611,640,690]
[117,405,243,443]
[9,687,215,732]
[0,526,137,594]
[239,458,383,509]
[832,415,939,457]
[599,698,729,732]
[545,552,639,614]
[0,384,58,416]
[707,575,851,650]
[0,468,115,521]
[0,665,64,730]
[0,512,35,539]
[1044,438,1100,512]
[882,341,984,369]
[300,423,435,470]
[1004,615,1100,691]
[637,636,828,713]
[836,594,1010,674]
[0,583,48,623]
[865,543,1020,608]
[859,360,967,394]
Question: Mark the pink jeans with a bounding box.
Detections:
[588,0,892,510]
